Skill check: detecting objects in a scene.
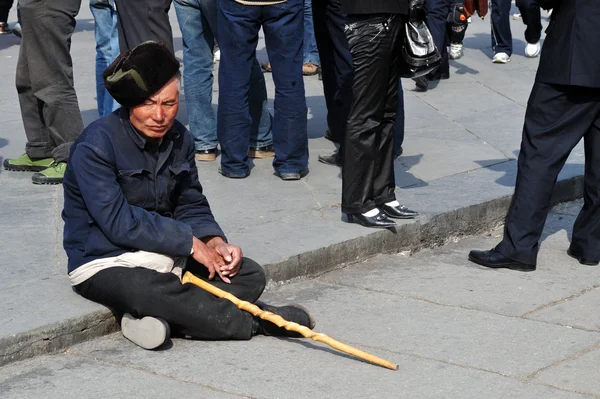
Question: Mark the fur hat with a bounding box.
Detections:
[102,41,180,107]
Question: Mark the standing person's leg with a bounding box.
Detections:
[302,0,320,75]
[517,0,542,57]
[115,0,174,53]
[569,108,600,265]
[217,0,261,177]
[478,84,600,267]
[491,0,513,61]
[90,0,119,117]
[414,0,450,90]
[262,0,308,178]
[342,15,394,219]
[174,0,219,159]
[15,0,83,174]
[248,60,274,155]
[0,0,13,33]
[393,78,405,158]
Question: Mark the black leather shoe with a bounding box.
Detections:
[253,301,316,338]
[248,145,275,159]
[431,71,450,80]
[323,129,334,142]
[195,148,217,162]
[275,168,308,181]
[567,247,599,266]
[318,152,342,167]
[468,249,536,272]
[218,167,249,179]
[345,211,396,229]
[381,204,418,219]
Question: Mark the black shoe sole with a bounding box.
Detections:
[468,254,536,272]
[3,163,48,172]
[567,248,599,266]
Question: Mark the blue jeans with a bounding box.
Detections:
[89,0,119,117]
[303,0,319,65]
[217,0,308,175]
[174,0,272,151]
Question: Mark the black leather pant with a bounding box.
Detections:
[341,14,405,214]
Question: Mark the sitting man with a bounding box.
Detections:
[62,41,314,350]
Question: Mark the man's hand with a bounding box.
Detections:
[191,236,231,283]
[203,236,243,283]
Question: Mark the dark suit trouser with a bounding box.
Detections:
[16,0,84,163]
[496,82,600,265]
[115,0,174,52]
[74,257,265,340]
[491,0,513,55]
[425,0,451,75]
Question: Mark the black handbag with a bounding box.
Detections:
[399,1,442,78]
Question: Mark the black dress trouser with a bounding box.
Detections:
[341,14,404,214]
[74,257,266,340]
[496,82,600,265]
[516,0,542,45]
[0,0,13,22]
[114,0,174,53]
[16,0,84,163]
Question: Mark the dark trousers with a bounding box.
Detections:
[425,0,451,75]
[491,0,513,55]
[114,0,174,53]
[0,0,13,22]
[312,0,406,155]
[342,14,404,214]
[74,257,266,340]
[217,0,308,175]
[496,82,600,265]
[16,0,83,163]
[516,0,542,44]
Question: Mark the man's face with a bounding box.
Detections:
[129,77,179,139]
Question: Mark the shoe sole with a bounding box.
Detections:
[195,152,217,162]
[32,180,62,185]
[303,70,319,76]
[248,150,275,159]
[468,254,536,272]
[4,164,50,172]
[567,249,599,266]
[121,314,169,350]
[493,58,511,64]
[346,215,396,229]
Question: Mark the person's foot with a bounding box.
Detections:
[261,62,272,72]
[11,22,21,38]
[394,147,403,159]
[3,154,54,172]
[31,162,67,185]
[468,248,536,272]
[218,167,250,179]
[0,22,11,35]
[512,13,522,21]
[121,313,170,350]
[248,145,275,159]
[449,43,463,60]
[345,209,396,229]
[318,151,342,167]
[254,301,316,338]
[525,41,541,58]
[567,247,599,266]
[274,168,308,181]
[413,75,429,91]
[302,63,319,76]
[380,202,419,219]
[431,70,450,81]
[323,129,334,142]
[492,52,511,64]
[195,148,217,162]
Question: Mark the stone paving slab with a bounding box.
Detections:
[526,288,600,332]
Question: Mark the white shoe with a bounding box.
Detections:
[214,49,221,63]
[121,313,170,350]
[512,13,522,21]
[449,43,463,60]
[492,52,511,64]
[525,41,541,58]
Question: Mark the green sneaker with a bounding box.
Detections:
[31,162,67,185]
[3,154,54,172]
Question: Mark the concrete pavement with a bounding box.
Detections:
[1,200,598,398]
[0,4,587,368]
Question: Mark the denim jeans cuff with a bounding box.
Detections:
[249,140,273,148]
[195,144,218,151]
[303,57,320,66]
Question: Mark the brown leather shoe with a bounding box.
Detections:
[302,63,319,76]
[248,145,274,158]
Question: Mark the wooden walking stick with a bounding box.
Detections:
[182,271,398,370]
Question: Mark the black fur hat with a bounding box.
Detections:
[102,41,180,107]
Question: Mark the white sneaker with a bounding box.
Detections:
[121,313,170,350]
[449,43,463,60]
[512,13,522,21]
[492,52,511,64]
[214,49,221,63]
[525,41,541,58]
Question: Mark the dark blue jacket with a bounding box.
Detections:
[62,108,226,274]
